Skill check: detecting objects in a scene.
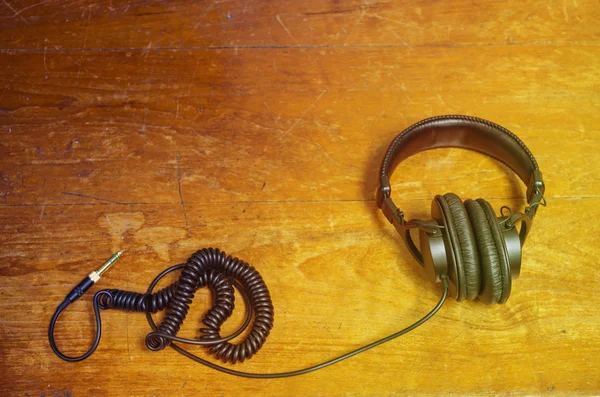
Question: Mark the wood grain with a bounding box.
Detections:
[1,0,599,50]
[1,1,599,396]
[1,46,598,206]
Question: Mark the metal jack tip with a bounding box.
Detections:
[88,251,123,283]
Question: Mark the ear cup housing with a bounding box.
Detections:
[464,199,504,305]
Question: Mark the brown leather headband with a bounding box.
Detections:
[376,115,545,242]
[377,115,544,203]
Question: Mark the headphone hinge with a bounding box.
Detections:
[500,209,535,246]
[381,196,405,226]
[382,196,445,239]
[376,175,392,208]
[526,170,545,203]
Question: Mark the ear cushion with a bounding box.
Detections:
[436,194,466,301]
[464,199,503,305]
[477,199,511,303]
[441,193,481,300]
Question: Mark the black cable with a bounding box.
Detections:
[48,291,111,362]
[163,276,448,378]
[49,249,448,377]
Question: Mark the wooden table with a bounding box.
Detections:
[1,1,598,396]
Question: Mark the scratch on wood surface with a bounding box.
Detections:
[389,30,414,50]
[81,4,93,37]
[281,90,326,138]
[175,153,189,232]
[1,0,29,24]
[0,0,17,13]
[547,0,557,19]
[76,3,93,87]
[323,324,334,342]
[292,133,337,163]
[328,200,334,231]
[343,6,369,46]
[13,0,50,17]
[436,93,447,106]
[263,100,281,127]
[141,41,153,59]
[187,58,201,96]
[449,330,464,344]
[43,46,49,75]
[407,352,421,376]
[98,211,145,251]
[232,114,273,131]
[141,108,148,131]
[263,100,273,113]
[52,45,98,79]
[162,352,174,391]
[39,202,46,222]
[61,204,75,215]
[0,78,16,102]
[62,191,120,204]
[276,14,300,46]
[563,0,569,21]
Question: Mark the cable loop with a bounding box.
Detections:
[102,248,274,363]
[49,247,448,378]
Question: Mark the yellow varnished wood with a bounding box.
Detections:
[0,1,598,396]
[1,0,599,49]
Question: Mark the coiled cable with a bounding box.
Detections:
[49,248,448,378]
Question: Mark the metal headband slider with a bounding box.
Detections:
[381,196,405,225]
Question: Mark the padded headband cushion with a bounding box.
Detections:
[477,199,511,303]
[441,193,481,300]
[380,115,540,189]
[464,199,503,305]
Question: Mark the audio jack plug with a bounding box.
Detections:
[64,251,122,303]
[48,252,122,362]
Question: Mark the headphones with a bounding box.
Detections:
[49,113,547,377]
[377,115,546,304]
